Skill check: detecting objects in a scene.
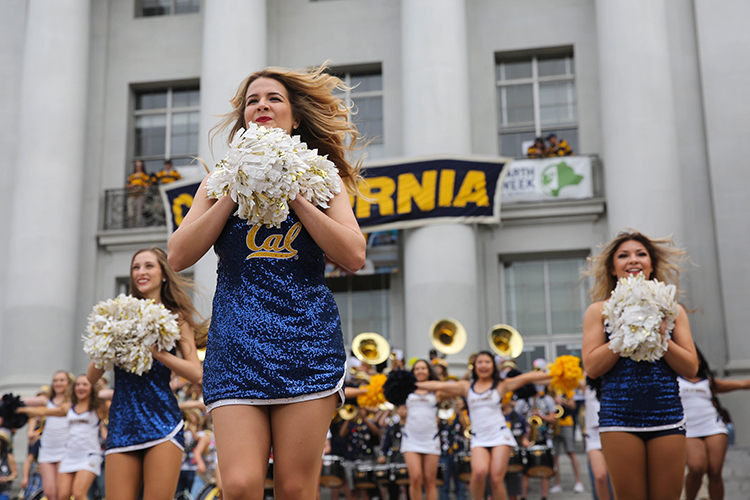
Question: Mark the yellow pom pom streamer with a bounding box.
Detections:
[549,355,583,398]
[357,374,388,408]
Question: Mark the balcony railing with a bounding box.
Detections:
[102,187,166,230]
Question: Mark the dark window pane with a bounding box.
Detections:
[135,114,167,157]
[539,81,577,127]
[140,0,171,16]
[174,0,200,14]
[353,96,383,143]
[538,56,573,77]
[136,90,168,110]
[498,84,534,128]
[171,111,199,156]
[352,73,382,93]
[497,60,532,81]
[172,88,200,108]
[499,131,536,159]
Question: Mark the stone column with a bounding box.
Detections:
[401,0,479,364]
[1,0,91,392]
[191,0,267,316]
[595,0,684,241]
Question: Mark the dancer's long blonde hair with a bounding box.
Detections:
[212,63,364,195]
[582,229,688,302]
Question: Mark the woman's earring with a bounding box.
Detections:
[162,279,167,283]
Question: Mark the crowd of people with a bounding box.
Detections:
[0,63,746,500]
[526,134,573,159]
[125,159,183,227]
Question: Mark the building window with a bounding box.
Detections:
[333,67,384,160]
[328,274,391,347]
[137,0,200,17]
[133,86,200,174]
[496,51,577,158]
[502,256,588,370]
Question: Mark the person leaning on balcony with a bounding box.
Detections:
[526,137,546,159]
[156,159,183,184]
[126,160,152,228]
[544,133,573,157]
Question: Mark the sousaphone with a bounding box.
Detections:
[430,318,467,355]
[488,324,523,359]
[352,332,391,365]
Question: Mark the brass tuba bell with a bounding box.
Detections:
[488,324,524,359]
[337,404,358,420]
[352,332,391,365]
[430,318,467,355]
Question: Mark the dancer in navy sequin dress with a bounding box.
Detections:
[87,247,206,500]
[168,65,366,500]
[582,230,698,500]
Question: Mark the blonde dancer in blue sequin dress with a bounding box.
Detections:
[86,247,205,500]
[168,65,366,500]
[582,230,698,500]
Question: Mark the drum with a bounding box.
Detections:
[525,445,554,478]
[508,446,526,473]
[392,462,410,485]
[196,483,221,500]
[353,463,377,489]
[265,458,274,489]
[456,451,472,483]
[373,463,392,485]
[320,455,345,488]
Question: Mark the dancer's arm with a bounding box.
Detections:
[415,380,470,398]
[289,180,366,273]
[661,304,698,378]
[582,301,620,378]
[168,176,236,272]
[713,377,750,393]
[151,318,202,384]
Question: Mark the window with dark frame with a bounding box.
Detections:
[132,86,200,175]
[136,0,200,17]
[496,51,578,159]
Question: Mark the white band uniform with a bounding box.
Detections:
[466,383,516,449]
[678,378,728,438]
[400,392,440,455]
[59,407,103,476]
[38,401,68,464]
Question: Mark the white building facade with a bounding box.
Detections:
[1,0,749,442]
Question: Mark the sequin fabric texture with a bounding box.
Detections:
[598,323,683,429]
[203,212,347,405]
[107,352,185,452]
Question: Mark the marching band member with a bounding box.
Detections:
[416,351,551,500]
[378,404,408,500]
[437,397,468,500]
[514,375,555,500]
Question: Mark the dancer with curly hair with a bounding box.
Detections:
[582,229,698,500]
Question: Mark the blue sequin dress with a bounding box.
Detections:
[598,323,684,432]
[106,354,185,454]
[203,212,347,410]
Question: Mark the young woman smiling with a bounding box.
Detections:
[582,229,698,500]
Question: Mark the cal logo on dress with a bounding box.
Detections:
[246,222,302,259]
